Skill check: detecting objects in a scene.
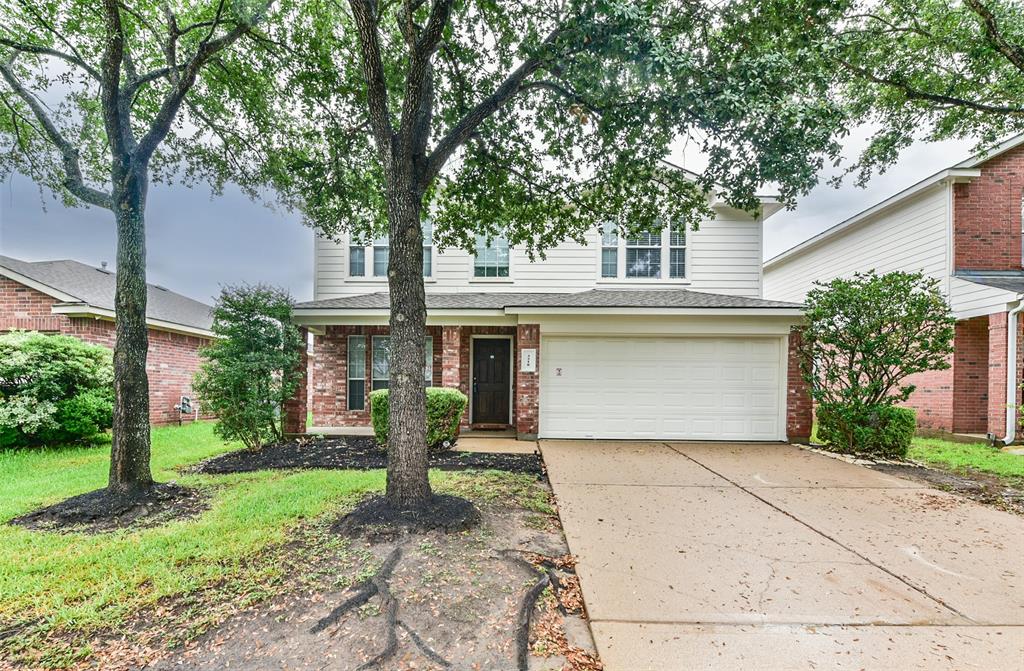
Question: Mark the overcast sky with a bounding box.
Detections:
[0,130,977,305]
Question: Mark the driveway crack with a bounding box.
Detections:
[662,443,977,624]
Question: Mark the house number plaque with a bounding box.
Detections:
[521,348,537,373]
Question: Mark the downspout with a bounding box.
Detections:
[1005,299,1024,445]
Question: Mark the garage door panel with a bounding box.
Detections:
[540,336,785,441]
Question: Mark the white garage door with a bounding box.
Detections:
[539,336,785,441]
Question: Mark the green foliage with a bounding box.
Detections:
[751,0,1024,184]
[370,387,468,451]
[910,436,1024,480]
[217,0,848,253]
[817,403,916,459]
[0,332,113,447]
[193,285,304,450]
[800,271,955,409]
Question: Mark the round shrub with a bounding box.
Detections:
[0,331,114,447]
[817,403,916,459]
[370,387,468,452]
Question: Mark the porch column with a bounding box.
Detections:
[786,327,813,444]
[441,326,470,427]
[283,327,309,436]
[515,323,540,439]
[987,312,1023,440]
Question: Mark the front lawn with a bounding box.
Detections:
[0,422,385,667]
[909,436,1024,482]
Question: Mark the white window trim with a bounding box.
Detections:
[595,227,691,285]
[346,232,437,282]
[468,235,514,283]
[371,335,435,390]
[347,335,367,411]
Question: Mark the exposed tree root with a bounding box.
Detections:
[355,571,399,670]
[504,553,552,671]
[310,547,402,634]
[397,621,451,668]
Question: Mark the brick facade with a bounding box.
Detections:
[902,363,955,433]
[953,316,990,433]
[786,328,813,443]
[515,323,541,438]
[283,328,309,435]
[953,144,1024,271]
[0,276,211,425]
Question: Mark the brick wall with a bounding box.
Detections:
[954,144,1024,271]
[515,323,541,437]
[283,327,309,435]
[952,316,990,433]
[786,328,813,443]
[309,324,443,426]
[902,362,955,432]
[986,311,1024,439]
[0,276,211,425]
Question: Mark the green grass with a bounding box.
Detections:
[909,436,1024,480]
[0,422,385,662]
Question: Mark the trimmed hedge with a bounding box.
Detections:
[816,403,916,459]
[369,386,468,452]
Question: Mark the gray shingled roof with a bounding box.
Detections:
[296,289,803,311]
[955,270,1024,295]
[0,256,213,332]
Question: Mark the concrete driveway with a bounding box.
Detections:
[540,440,1024,670]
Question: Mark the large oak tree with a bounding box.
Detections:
[222,0,849,510]
[0,0,273,499]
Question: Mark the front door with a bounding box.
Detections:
[472,338,511,425]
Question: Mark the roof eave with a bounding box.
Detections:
[0,265,81,302]
[293,305,805,320]
[764,168,981,270]
[50,303,214,338]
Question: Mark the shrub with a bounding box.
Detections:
[193,285,305,450]
[817,403,916,459]
[370,387,468,451]
[0,331,114,447]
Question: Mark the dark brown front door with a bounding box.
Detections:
[472,338,511,424]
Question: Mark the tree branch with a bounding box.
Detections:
[0,59,113,209]
[100,0,133,163]
[838,58,1024,115]
[397,0,453,162]
[964,0,1024,75]
[0,37,101,80]
[349,0,397,163]
[132,0,272,167]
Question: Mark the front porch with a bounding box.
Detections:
[286,323,541,440]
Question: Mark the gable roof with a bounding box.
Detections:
[954,270,1024,295]
[295,289,802,315]
[764,133,1024,270]
[0,255,213,335]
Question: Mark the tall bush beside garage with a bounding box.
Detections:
[0,331,114,447]
[800,271,955,457]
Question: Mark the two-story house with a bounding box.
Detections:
[282,190,814,443]
[764,134,1024,444]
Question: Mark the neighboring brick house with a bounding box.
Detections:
[284,189,813,443]
[0,255,214,425]
[764,134,1024,443]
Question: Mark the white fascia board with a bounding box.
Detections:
[0,266,80,302]
[764,168,981,270]
[504,306,805,317]
[50,303,214,338]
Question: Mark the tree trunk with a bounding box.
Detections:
[108,169,154,494]
[384,179,431,508]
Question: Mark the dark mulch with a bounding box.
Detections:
[10,482,208,534]
[871,462,1024,515]
[331,494,481,542]
[191,435,544,476]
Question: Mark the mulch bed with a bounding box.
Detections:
[870,462,1024,515]
[332,494,482,542]
[10,482,207,534]
[191,435,544,476]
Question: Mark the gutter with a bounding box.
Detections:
[1005,299,1024,445]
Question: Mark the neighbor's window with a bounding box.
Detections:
[423,219,433,278]
[372,235,389,277]
[669,229,686,279]
[371,335,434,391]
[626,231,661,278]
[347,336,366,410]
[601,228,618,278]
[473,234,510,277]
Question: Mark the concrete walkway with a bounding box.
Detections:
[540,440,1024,670]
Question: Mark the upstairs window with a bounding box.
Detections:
[626,231,662,278]
[349,224,433,278]
[601,224,688,281]
[474,235,510,277]
[601,228,618,278]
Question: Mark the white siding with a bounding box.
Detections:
[950,277,1016,318]
[764,184,950,304]
[314,206,764,300]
